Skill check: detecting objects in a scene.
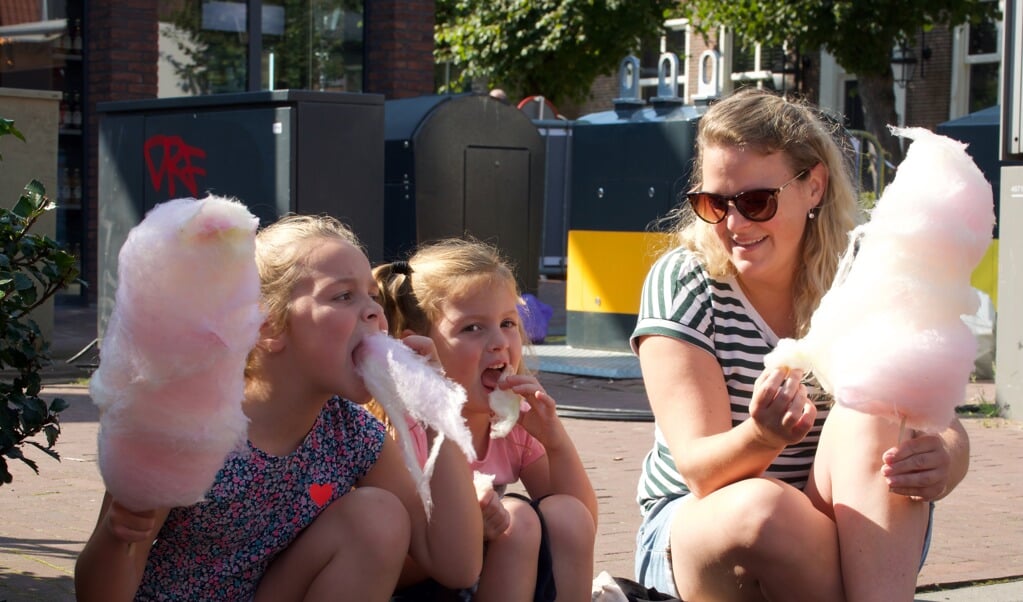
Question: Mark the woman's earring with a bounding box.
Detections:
[807,208,818,220]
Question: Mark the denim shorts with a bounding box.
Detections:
[634,495,689,597]
[634,494,935,596]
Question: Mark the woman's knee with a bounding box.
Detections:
[675,479,805,549]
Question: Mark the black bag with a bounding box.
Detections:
[610,575,682,602]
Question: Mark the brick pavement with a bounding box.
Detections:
[0,377,1021,601]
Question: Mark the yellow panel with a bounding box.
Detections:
[567,233,1000,313]
[971,239,999,308]
[566,230,672,313]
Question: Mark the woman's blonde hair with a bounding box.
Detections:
[669,88,861,337]
[245,214,363,378]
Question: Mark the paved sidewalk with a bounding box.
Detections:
[1,378,1021,601]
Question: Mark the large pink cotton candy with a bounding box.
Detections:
[765,128,994,433]
[90,195,263,511]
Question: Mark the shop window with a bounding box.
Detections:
[951,0,1002,117]
[0,0,86,302]
[158,0,363,97]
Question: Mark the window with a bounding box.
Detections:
[951,0,1002,117]
[157,0,363,97]
[729,31,799,94]
[637,18,689,101]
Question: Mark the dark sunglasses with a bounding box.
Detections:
[686,168,810,224]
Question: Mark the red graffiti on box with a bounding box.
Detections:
[144,135,207,197]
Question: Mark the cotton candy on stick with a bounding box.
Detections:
[765,127,994,434]
[355,332,475,517]
[90,196,262,511]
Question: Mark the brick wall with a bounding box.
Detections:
[84,0,160,303]
[364,0,436,99]
[906,26,953,130]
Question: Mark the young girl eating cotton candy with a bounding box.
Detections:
[373,238,598,602]
[75,214,482,601]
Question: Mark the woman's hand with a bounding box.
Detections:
[749,367,817,449]
[478,487,511,541]
[882,431,952,501]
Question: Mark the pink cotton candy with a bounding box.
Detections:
[765,128,994,433]
[90,195,263,511]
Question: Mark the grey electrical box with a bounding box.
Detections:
[97,90,384,335]
[383,94,545,294]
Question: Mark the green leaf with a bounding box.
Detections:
[11,196,35,220]
[49,397,69,413]
[42,425,60,448]
[13,272,33,291]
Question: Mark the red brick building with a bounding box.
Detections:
[1,0,436,305]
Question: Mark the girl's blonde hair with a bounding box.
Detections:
[374,237,523,340]
[368,237,528,428]
[245,214,363,378]
[669,88,861,337]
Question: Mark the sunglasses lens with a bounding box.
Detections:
[688,194,727,223]
[734,191,777,221]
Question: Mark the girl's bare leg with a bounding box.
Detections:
[475,497,540,602]
[539,494,596,602]
[255,487,410,602]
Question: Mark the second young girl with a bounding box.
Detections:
[374,238,598,602]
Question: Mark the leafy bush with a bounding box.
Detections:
[0,117,82,485]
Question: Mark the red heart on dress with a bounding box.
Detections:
[309,483,334,507]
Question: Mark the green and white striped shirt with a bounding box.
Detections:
[631,247,830,515]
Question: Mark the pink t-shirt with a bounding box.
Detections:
[408,417,545,488]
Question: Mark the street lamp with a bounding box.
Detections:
[890,43,918,87]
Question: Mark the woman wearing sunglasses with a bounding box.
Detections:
[631,88,970,601]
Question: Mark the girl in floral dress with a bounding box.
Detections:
[76,215,482,601]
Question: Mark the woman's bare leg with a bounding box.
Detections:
[810,404,930,602]
[669,478,845,602]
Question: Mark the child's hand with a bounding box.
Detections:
[477,487,511,541]
[400,333,444,373]
[882,431,952,501]
[499,374,567,450]
[104,499,158,544]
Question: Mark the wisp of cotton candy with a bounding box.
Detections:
[355,331,475,517]
[765,127,994,433]
[90,195,263,511]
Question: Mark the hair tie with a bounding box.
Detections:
[392,260,413,276]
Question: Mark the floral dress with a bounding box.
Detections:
[134,397,385,601]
